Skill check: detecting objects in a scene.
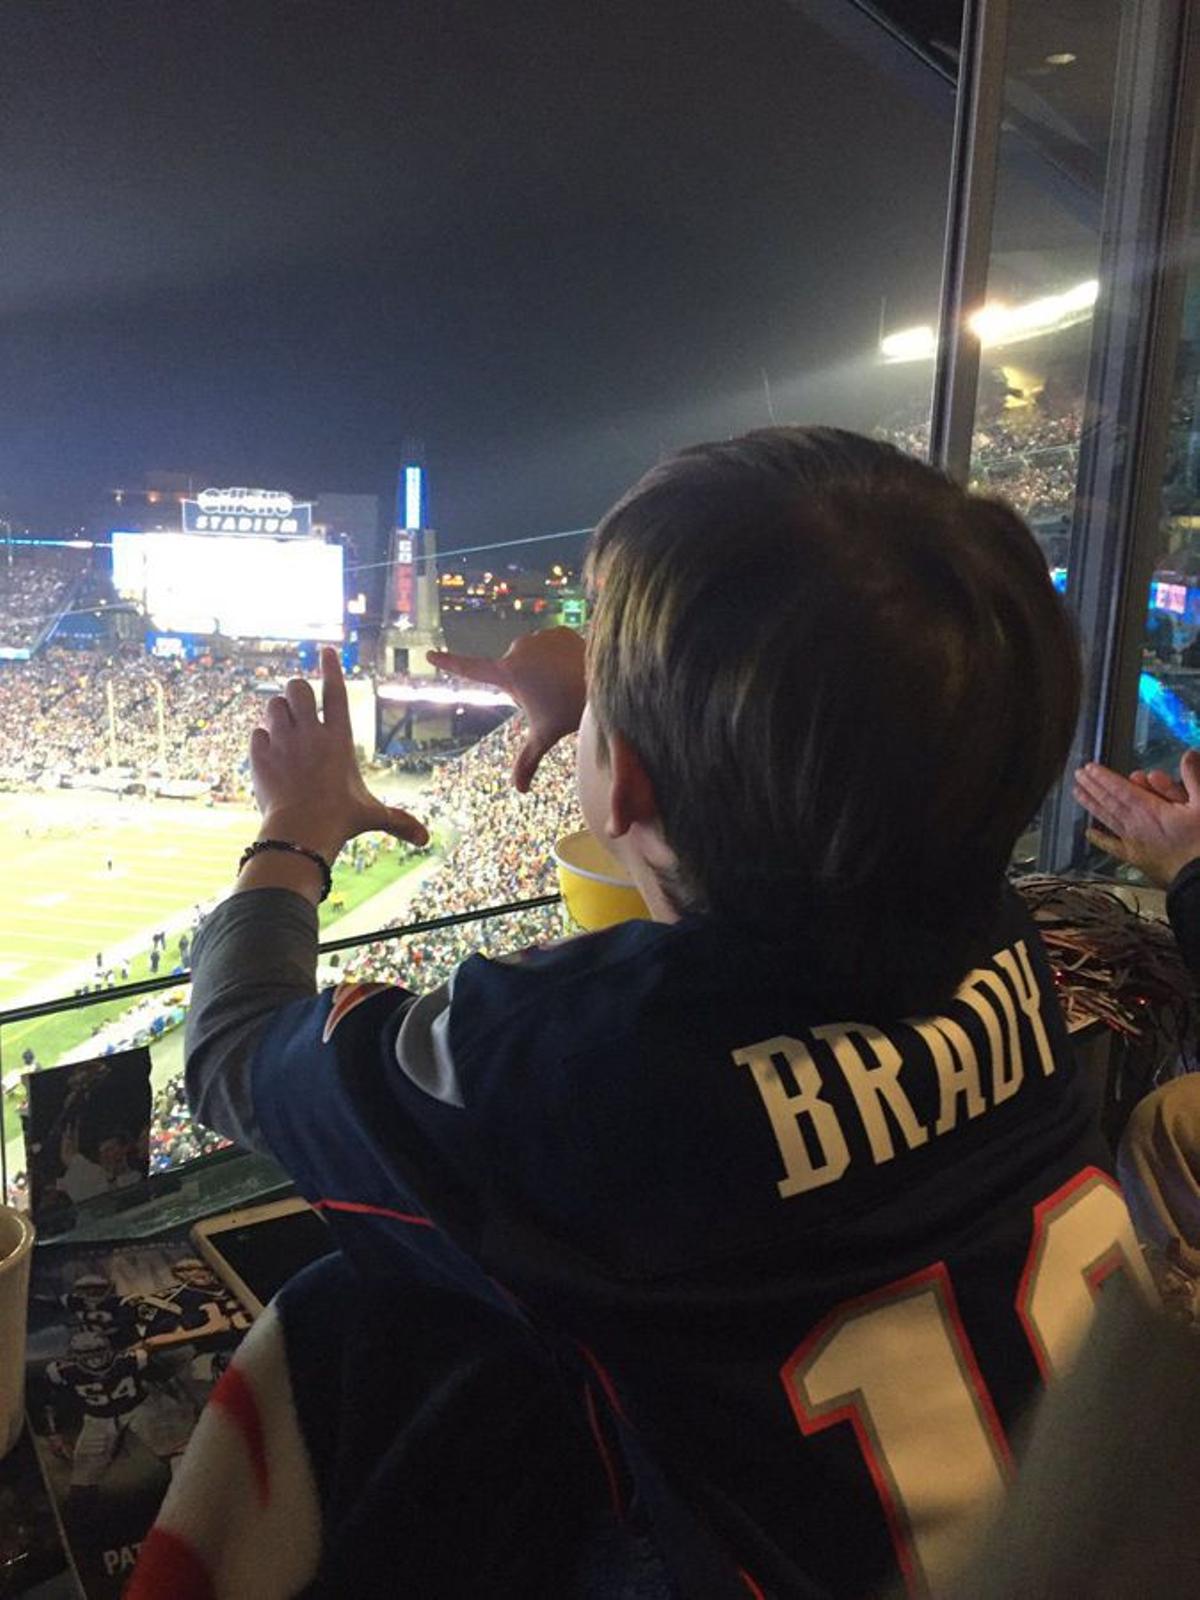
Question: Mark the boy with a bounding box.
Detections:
[175,430,1144,1598]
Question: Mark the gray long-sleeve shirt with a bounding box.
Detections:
[185,888,458,1154]
[185,888,320,1151]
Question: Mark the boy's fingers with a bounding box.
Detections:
[320,647,352,737]
[249,727,271,761]
[285,677,319,723]
[264,695,294,734]
[512,734,549,794]
[1181,748,1200,803]
[379,805,429,847]
[426,649,510,691]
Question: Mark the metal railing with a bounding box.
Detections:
[0,892,562,1199]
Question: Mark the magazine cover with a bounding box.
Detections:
[24,1235,251,1599]
[23,1051,153,1234]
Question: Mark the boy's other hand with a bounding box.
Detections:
[428,627,586,792]
[250,647,428,861]
[1074,751,1200,886]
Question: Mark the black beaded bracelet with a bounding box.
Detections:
[238,838,333,902]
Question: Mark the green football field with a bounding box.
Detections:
[0,788,425,1071]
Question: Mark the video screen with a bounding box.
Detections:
[112,531,344,641]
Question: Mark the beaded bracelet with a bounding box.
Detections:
[238,838,333,902]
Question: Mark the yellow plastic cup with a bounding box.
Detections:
[553,830,648,931]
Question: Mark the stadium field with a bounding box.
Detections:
[0,788,429,1070]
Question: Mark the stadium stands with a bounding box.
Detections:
[342,716,579,991]
[0,649,295,798]
[0,545,86,650]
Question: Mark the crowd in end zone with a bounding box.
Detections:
[0,644,306,798]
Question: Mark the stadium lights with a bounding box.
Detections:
[879,326,938,363]
[880,279,1100,363]
[969,279,1099,343]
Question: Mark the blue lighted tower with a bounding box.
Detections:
[384,440,443,672]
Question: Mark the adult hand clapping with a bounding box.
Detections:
[1074,751,1200,886]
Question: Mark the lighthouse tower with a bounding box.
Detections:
[382,444,445,674]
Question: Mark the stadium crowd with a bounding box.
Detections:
[0,648,293,797]
[149,1070,230,1171]
[0,648,489,799]
[340,716,577,992]
[0,546,85,650]
[882,399,1084,529]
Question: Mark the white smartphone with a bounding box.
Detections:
[190,1197,335,1317]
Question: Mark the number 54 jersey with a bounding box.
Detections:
[250,887,1148,1600]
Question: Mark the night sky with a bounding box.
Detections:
[3,1,988,550]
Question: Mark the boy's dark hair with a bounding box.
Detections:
[585,427,1081,1014]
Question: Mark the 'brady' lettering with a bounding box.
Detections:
[732,1036,850,1198]
[915,1015,986,1136]
[735,938,1056,1199]
[996,943,1056,1078]
[809,1023,928,1165]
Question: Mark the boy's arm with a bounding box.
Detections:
[185,649,427,1149]
[184,884,320,1151]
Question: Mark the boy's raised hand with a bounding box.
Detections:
[427,627,586,792]
[250,647,428,860]
[1074,750,1200,886]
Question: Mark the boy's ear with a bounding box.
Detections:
[605,730,662,840]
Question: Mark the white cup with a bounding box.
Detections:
[0,1206,35,1459]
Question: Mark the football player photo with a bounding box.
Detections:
[25,1236,249,1600]
[23,1049,153,1232]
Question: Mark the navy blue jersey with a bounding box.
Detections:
[47,1349,149,1420]
[249,889,1144,1599]
[168,1282,245,1330]
[139,1282,248,1338]
[61,1292,144,1348]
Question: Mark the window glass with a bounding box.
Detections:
[953,0,1123,865]
[966,3,1120,562]
[2,896,572,1208]
[1130,186,1200,784]
[0,1,955,1176]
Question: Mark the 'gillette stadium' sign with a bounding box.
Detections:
[182,487,312,536]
